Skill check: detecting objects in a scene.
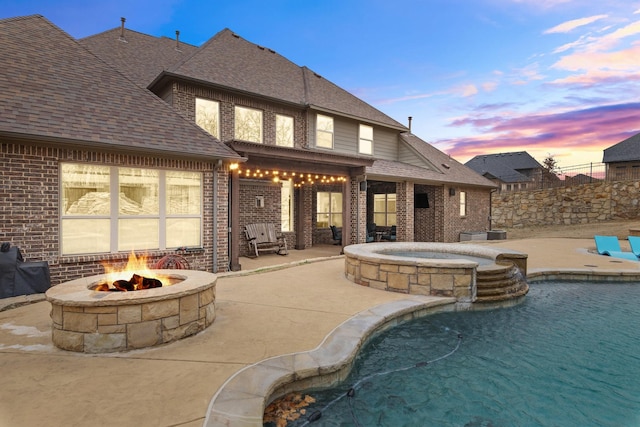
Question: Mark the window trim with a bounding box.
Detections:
[275,114,294,147]
[316,191,342,228]
[60,163,203,255]
[373,193,397,226]
[195,97,220,139]
[358,124,373,155]
[234,105,263,143]
[460,191,467,217]
[316,114,334,149]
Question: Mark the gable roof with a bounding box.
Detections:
[603,132,640,163]
[0,15,241,161]
[367,133,497,188]
[465,151,542,183]
[152,28,407,131]
[80,25,198,89]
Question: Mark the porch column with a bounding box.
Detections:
[229,171,241,271]
[342,177,352,246]
[396,181,415,242]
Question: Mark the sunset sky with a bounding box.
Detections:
[3,0,640,168]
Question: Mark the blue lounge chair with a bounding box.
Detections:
[594,235,638,261]
[628,235,640,257]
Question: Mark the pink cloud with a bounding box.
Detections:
[439,102,640,164]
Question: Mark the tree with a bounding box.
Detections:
[542,154,558,174]
[541,154,560,188]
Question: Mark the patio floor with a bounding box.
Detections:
[1,239,639,426]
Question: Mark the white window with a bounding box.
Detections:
[195,98,220,138]
[316,114,334,149]
[460,191,467,217]
[61,163,202,255]
[281,179,294,232]
[373,193,396,226]
[316,191,342,228]
[359,124,373,155]
[234,106,263,143]
[276,114,294,147]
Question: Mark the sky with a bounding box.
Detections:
[3,0,640,169]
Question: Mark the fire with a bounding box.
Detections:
[97,251,171,292]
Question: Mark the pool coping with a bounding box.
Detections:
[203,264,640,427]
[203,296,457,427]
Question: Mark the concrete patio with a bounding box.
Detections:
[1,239,639,426]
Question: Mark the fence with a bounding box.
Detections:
[497,162,640,193]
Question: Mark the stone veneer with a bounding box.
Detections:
[344,243,527,303]
[45,270,216,353]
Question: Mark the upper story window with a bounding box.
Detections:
[359,124,373,155]
[195,98,219,139]
[316,114,334,149]
[373,193,396,226]
[460,191,467,217]
[61,163,202,255]
[234,106,263,143]
[276,114,294,147]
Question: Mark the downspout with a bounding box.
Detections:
[212,160,220,273]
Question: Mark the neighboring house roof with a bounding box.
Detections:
[367,133,497,188]
[0,15,241,161]
[80,25,198,89]
[603,132,640,163]
[465,151,542,183]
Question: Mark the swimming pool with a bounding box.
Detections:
[274,282,640,426]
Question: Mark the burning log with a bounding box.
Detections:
[94,274,163,292]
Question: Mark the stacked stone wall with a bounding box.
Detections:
[491,180,640,228]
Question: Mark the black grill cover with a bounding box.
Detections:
[0,244,51,299]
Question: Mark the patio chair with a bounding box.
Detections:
[381,225,396,241]
[593,235,638,261]
[628,235,640,257]
[366,223,377,243]
[330,225,342,245]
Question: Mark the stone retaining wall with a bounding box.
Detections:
[491,179,640,229]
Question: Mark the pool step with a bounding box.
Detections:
[476,262,529,302]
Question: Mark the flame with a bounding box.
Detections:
[101,251,170,289]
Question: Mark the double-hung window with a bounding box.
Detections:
[195,98,220,138]
[61,163,202,255]
[373,193,396,226]
[234,106,263,143]
[316,191,342,228]
[316,114,334,149]
[359,124,373,155]
[276,114,294,147]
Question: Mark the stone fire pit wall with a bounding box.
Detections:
[45,270,216,353]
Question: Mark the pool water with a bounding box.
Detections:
[386,250,494,266]
[281,282,640,426]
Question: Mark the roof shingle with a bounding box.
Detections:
[0,15,241,161]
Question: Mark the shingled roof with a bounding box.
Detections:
[80,23,198,89]
[0,15,241,161]
[465,151,542,183]
[367,133,496,188]
[603,132,640,163]
[153,28,407,130]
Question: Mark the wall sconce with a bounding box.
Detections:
[255,196,264,208]
[359,180,367,192]
[449,187,456,196]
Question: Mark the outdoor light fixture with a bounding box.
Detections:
[449,187,456,196]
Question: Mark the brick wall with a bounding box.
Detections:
[414,185,437,241]
[238,179,283,256]
[1,140,223,285]
[442,186,491,242]
[171,83,308,147]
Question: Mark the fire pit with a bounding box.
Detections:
[45,269,216,353]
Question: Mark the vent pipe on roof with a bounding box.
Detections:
[175,30,181,50]
[408,116,412,133]
[119,17,126,42]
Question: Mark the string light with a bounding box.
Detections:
[233,166,347,187]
